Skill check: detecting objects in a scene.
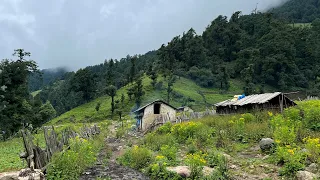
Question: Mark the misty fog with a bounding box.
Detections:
[0,0,288,70]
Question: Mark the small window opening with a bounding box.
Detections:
[154,104,160,114]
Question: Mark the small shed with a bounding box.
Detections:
[134,100,177,132]
[215,92,296,114]
[177,106,194,113]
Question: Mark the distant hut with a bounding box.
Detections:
[177,106,194,113]
[215,92,296,114]
[134,100,177,132]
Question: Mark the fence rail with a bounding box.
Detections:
[20,124,100,171]
[145,109,216,133]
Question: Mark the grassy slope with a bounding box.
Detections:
[48,76,243,125]
[289,23,312,28]
[0,122,105,172]
[0,133,46,172]
[31,90,41,97]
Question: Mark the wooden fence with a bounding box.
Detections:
[145,109,216,133]
[20,124,100,171]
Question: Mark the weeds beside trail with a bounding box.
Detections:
[79,122,149,180]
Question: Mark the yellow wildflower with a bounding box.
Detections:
[287,149,294,155]
[156,155,165,160]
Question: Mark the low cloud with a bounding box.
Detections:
[0,0,289,70]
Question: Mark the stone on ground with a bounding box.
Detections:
[259,138,275,152]
[166,166,215,178]
[306,163,318,174]
[167,166,190,178]
[296,171,318,180]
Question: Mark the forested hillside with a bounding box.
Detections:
[28,67,69,92]
[158,12,320,94]
[39,51,157,115]
[3,10,320,138]
[270,0,320,23]
[39,11,320,118]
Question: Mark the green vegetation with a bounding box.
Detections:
[2,1,320,178]
[36,8,320,124]
[28,67,68,92]
[47,75,240,125]
[0,49,57,139]
[0,122,103,173]
[0,138,25,172]
[290,23,312,28]
[270,0,320,23]
[117,100,320,179]
[0,133,46,172]
[31,90,42,97]
[47,135,104,180]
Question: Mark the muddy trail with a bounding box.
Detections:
[79,123,149,180]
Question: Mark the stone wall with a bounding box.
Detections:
[141,103,176,131]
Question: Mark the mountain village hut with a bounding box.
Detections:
[134,100,177,132]
[214,92,296,114]
[177,106,194,113]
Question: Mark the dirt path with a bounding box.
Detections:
[79,122,149,180]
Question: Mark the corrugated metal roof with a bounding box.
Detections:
[215,92,282,107]
[133,99,176,113]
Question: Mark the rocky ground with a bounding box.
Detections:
[79,123,149,180]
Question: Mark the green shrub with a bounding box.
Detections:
[206,150,224,168]
[305,107,320,131]
[274,146,306,177]
[204,154,229,180]
[159,145,178,162]
[156,122,172,134]
[284,107,302,122]
[193,125,215,147]
[185,153,207,179]
[143,133,176,151]
[47,136,102,180]
[118,145,153,170]
[304,137,320,163]
[270,114,300,145]
[171,121,211,143]
[186,138,199,154]
[145,155,182,180]
[244,121,272,142]
[241,113,255,122]
[116,127,126,139]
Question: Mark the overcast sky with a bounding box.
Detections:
[0,0,287,70]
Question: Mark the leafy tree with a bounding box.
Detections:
[106,85,117,115]
[129,56,137,83]
[217,66,230,90]
[147,64,158,89]
[127,87,134,101]
[133,78,144,106]
[95,102,101,112]
[0,49,38,138]
[36,101,56,126]
[106,59,115,85]
[121,93,125,108]
[167,75,176,104]
[270,0,320,23]
[70,68,96,102]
